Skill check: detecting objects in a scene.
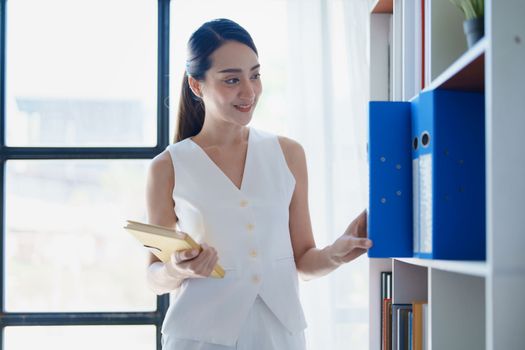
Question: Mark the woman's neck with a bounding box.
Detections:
[193,119,250,148]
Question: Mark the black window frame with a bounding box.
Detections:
[0,0,171,348]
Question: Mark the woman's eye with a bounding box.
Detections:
[224,74,260,85]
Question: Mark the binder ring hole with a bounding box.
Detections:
[413,137,418,150]
[421,132,430,147]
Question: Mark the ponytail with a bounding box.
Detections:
[175,74,205,143]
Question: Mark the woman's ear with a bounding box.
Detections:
[188,75,203,98]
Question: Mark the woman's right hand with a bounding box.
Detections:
[164,243,219,280]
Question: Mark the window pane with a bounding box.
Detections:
[6,0,157,147]
[5,325,155,350]
[5,160,155,312]
[169,0,289,143]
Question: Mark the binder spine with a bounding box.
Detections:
[368,101,413,258]
[414,90,485,260]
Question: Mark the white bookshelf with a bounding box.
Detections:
[370,0,393,14]
[367,1,525,350]
[424,36,486,93]
[396,258,487,277]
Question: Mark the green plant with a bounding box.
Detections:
[450,0,484,20]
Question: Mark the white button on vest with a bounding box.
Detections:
[163,127,307,346]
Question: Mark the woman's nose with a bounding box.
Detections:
[239,80,255,100]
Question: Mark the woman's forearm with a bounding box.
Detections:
[295,245,342,281]
[297,211,371,281]
[147,261,185,295]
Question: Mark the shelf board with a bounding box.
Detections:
[395,258,488,277]
[370,0,393,14]
[425,36,487,92]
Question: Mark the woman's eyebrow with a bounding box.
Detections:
[217,64,260,74]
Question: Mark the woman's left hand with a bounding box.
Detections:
[329,209,373,265]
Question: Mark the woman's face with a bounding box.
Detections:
[193,41,262,126]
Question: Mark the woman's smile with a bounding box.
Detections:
[234,103,253,112]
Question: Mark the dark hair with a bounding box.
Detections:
[175,18,258,143]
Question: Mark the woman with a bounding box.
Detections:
[146,18,372,350]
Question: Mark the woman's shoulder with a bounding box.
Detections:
[253,127,303,154]
[148,150,174,181]
[151,149,172,165]
[161,138,193,161]
[149,138,194,178]
[276,135,306,170]
[276,135,303,151]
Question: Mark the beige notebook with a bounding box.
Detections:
[124,220,224,278]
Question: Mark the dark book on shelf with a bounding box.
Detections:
[408,310,413,350]
[383,298,393,350]
[381,272,393,349]
[392,304,412,350]
[397,308,412,350]
[382,271,393,299]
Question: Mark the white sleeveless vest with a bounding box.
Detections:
[162,127,308,346]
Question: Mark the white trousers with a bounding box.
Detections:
[161,295,307,350]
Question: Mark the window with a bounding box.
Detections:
[1,0,168,348]
[6,0,157,147]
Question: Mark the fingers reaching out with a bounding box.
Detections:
[344,209,369,239]
[354,236,373,250]
[356,209,367,237]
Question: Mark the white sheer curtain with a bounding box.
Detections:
[285,1,370,349]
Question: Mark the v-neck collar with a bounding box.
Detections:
[188,127,253,193]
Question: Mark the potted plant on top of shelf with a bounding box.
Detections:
[450,0,484,48]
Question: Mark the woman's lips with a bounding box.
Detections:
[234,103,253,112]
